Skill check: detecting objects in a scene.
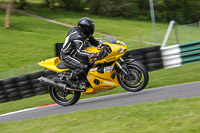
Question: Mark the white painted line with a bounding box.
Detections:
[0,103,58,117]
[0,107,37,117]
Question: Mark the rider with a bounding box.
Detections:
[60,17,101,85]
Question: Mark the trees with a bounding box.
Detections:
[3,0,199,24]
[153,0,200,23]
[18,0,27,9]
[59,0,85,12]
[87,0,200,23]
[44,0,55,10]
[88,0,133,18]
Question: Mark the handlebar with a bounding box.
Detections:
[97,43,102,50]
[89,45,106,66]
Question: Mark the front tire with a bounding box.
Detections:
[117,61,149,92]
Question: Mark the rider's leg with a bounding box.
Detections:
[61,55,88,85]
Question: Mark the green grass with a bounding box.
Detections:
[0,93,54,115]
[27,7,168,38]
[0,62,199,115]
[0,9,69,72]
[0,96,200,133]
[141,24,200,46]
[27,7,199,45]
[0,63,44,79]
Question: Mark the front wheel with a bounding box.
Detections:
[117,61,149,92]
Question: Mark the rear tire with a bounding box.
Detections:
[117,61,149,92]
[49,87,81,106]
[49,76,81,106]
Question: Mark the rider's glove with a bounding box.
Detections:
[89,51,102,59]
[97,43,102,49]
[88,53,96,59]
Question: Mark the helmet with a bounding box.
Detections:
[78,17,95,37]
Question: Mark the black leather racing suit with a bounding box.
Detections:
[60,27,99,71]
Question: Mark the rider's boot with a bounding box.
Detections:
[66,64,88,88]
[66,69,79,88]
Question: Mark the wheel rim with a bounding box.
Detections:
[120,65,144,89]
[51,87,75,103]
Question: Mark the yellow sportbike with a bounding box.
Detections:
[38,36,149,106]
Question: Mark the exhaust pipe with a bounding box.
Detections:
[38,76,85,92]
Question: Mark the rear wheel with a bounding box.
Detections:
[49,87,81,106]
[117,61,149,92]
[49,76,81,106]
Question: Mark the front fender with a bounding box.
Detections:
[119,59,147,72]
[116,58,135,73]
[121,58,135,65]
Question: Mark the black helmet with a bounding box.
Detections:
[78,17,95,37]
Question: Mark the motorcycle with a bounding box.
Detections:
[38,35,149,106]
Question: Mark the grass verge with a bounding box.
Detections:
[0,96,200,133]
[0,9,69,72]
[27,7,168,38]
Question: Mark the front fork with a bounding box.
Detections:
[116,57,132,79]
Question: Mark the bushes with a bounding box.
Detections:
[153,0,200,23]
[87,0,200,23]
[11,0,200,23]
[59,0,86,12]
[88,0,133,18]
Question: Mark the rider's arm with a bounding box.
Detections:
[74,40,91,59]
[89,36,99,47]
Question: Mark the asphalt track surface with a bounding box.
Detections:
[0,81,200,123]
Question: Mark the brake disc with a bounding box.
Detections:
[125,69,142,85]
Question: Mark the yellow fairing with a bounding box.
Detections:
[84,47,101,63]
[85,42,127,64]
[82,42,126,95]
[84,47,100,53]
[83,68,120,95]
[38,57,69,73]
